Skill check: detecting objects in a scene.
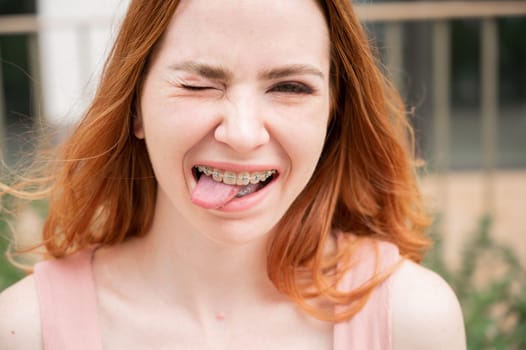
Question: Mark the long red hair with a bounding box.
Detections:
[2,0,431,322]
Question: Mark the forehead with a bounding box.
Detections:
[155,0,330,73]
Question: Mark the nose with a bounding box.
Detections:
[214,90,270,153]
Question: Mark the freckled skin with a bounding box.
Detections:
[135,0,331,246]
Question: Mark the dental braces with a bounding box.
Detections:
[196,165,276,186]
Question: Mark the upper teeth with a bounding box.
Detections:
[196,165,276,186]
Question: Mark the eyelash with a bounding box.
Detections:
[181,84,213,91]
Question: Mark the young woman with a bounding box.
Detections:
[0,0,466,349]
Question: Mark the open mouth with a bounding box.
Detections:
[192,165,278,198]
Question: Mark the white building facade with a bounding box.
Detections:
[37,0,130,125]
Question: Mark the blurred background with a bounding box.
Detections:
[0,0,525,348]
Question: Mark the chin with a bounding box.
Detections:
[196,218,278,247]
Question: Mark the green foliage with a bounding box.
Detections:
[0,207,25,292]
[0,195,47,292]
[424,215,526,350]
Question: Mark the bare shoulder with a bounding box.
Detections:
[0,275,42,350]
[391,259,466,350]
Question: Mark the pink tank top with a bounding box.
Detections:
[34,240,400,350]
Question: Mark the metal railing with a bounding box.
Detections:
[355,1,526,215]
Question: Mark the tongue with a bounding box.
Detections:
[191,175,242,209]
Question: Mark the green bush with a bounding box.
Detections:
[0,213,25,291]
[0,196,47,291]
[424,215,526,350]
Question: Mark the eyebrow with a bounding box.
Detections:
[259,64,325,81]
[170,61,324,82]
[170,61,234,82]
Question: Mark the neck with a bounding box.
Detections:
[121,204,286,326]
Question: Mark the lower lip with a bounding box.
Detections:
[213,177,277,212]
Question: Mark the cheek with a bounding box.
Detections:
[140,77,218,145]
[283,105,329,164]
[300,126,326,170]
[142,100,216,151]
[272,110,328,196]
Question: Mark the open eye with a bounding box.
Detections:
[270,82,314,95]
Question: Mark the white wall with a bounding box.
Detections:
[37,0,130,125]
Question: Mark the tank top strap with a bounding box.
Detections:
[333,238,402,350]
[34,247,103,350]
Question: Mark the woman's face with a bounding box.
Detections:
[136,0,331,245]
